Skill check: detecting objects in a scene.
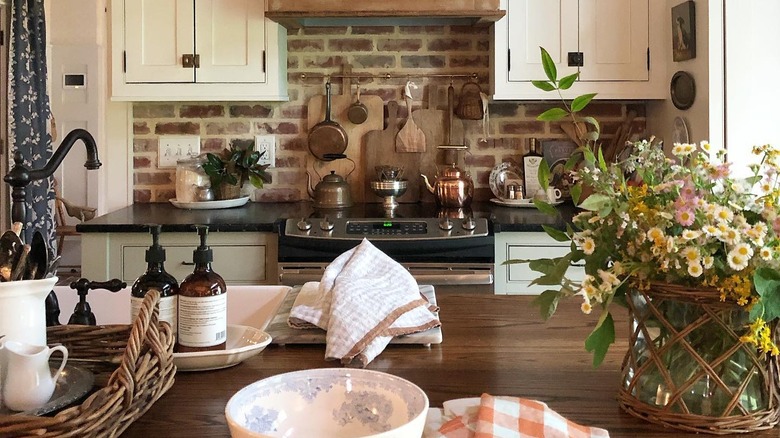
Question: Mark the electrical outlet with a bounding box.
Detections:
[255,135,276,167]
[159,135,200,168]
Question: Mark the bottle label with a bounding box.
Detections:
[177,294,227,348]
[131,294,178,337]
[524,155,543,198]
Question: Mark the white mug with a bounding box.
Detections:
[546,187,562,202]
[2,341,68,412]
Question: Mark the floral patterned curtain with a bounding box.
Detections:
[7,0,55,247]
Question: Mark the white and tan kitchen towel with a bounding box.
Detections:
[288,238,440,366]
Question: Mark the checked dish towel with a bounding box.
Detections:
[438,394,610,438]
[288,238,440,366]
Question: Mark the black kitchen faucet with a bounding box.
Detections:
[4,128,102,325]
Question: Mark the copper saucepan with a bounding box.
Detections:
[308,81,348,162]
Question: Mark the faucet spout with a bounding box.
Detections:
[27,128,102,181]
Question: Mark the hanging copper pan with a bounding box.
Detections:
[308,81,348,161]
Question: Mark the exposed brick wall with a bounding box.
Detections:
[132,25,646,203]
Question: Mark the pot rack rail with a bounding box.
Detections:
[300,72,479,82]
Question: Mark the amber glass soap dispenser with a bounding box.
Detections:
[131,225,179,333]
[176,225,227,353]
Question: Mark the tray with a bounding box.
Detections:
[490,198,563,208]
[173,325,272,372]
[169,196,249,210]
[266,285,442,346]
[0,364,94,417]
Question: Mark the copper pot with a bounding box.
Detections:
[421,164,474,208]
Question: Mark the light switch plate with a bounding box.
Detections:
[255,135,276,167]
[159,135,200,168]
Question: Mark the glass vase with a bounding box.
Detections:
[619,286,780,433]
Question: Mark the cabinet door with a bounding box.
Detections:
[195,0,266,83]
[124,0,194,83]
[578,0,649,81]
[507,0,578,82]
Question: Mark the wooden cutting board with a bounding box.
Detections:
[307,75,383,203]
[364,100,423,203]
[266,284,442,346]
[413,88,465,204]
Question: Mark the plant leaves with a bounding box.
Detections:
[570,184,582,204]
[581,116,601,135]
[538,159,551,188]
[578,193,612,211]
[558,72,579,90]
[532,80,556,92]
[533,290,561,320]
[585,311,615,367]
[533,199,558,215]
[542,225,570,242]
[537,108,569,122]
[540,47,557,82]
[753,268,780,321]
[571,93,597,113]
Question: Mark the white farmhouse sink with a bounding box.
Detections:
[53,285,291,330]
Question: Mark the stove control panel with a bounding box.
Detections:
[285,217,489,240]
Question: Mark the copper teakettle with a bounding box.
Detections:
[421,164,474,208]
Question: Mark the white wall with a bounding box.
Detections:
[646,0,721,149]
[723,0,780,175]
[46,0,132,265]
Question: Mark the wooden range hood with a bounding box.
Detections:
[265,0,505,29]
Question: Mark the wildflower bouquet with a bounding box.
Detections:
[519,48,780,369]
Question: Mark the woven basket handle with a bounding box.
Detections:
[108,290,172,407]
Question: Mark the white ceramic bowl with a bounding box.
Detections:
[225,368,429,438]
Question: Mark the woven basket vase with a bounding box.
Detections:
[0,290,176,438]
[618,283,780,435]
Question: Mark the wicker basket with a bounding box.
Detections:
[0,290,176,438]
[618,283,780,434]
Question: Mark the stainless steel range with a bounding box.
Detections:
[277,216,494,286]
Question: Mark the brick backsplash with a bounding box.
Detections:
[132,25,646,203]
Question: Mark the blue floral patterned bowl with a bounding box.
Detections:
[225,368,429,438]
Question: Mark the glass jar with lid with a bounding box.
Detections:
[175,155,210,203]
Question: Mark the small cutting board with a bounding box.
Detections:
[266,284,442,346]
[364,100,422,203]
[413,86,465,203]
[307,72,383,203]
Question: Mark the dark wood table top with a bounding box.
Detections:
[121,294,779,437]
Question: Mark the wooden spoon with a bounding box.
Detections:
[396,82,426,152]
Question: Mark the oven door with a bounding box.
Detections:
[278,261,494,286]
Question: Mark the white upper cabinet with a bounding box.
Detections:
[492,0,666,100]
[112,0,288,101]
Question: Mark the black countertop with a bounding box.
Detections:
[76,201,577,233]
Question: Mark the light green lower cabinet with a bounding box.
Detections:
[494,232,584,295]
[81,232,278,285]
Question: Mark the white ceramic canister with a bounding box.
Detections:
[0,277,59,347]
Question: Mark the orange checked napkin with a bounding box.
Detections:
[437,394,610,438]
[288,238,440,367]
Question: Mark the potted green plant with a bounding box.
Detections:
[202,145,271,200]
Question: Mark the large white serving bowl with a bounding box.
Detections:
[225,368,429,438]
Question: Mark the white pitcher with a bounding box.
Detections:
[0,336,5,408]
[2,340,68,412]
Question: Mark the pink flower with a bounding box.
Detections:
[676,208,696,226]
[774,217,780,234]
[709,163,731,179]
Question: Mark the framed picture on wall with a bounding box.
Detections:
[672,1,696,61]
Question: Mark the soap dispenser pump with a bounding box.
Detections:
[131,225,179,333]
[176,225,227,353]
